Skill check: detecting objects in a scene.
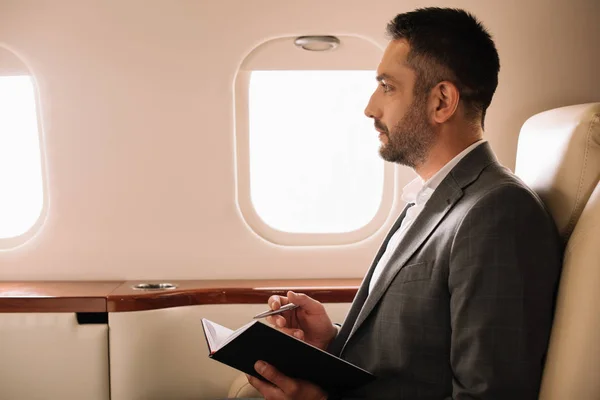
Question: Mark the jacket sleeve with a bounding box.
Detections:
[446,184,562,400]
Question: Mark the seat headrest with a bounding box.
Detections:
[515,103,600,241]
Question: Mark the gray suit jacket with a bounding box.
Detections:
[327,143,562,400]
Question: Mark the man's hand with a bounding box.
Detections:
[266,291,338,350]
[246,360,328,400]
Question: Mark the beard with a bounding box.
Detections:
[376,95,436,168]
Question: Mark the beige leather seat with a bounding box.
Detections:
[228,103,600,398]
[228,373,262,398]
[515,102,600,399]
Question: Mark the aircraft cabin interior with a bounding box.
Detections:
[0,0,598,399]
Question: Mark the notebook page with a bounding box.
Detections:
[202,319,234,352]
[219,320,257,349]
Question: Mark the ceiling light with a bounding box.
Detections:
[294,36,340,52]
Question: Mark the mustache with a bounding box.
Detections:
[374,119,388,134]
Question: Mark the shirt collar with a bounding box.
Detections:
[401,140,486,205]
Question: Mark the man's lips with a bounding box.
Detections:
[374,124,387,134]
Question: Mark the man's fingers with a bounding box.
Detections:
[268,295,281,309]
[275,327,304,340]
[265,315,287,327]
[287,291,323,314]
[254,361,298,394]
[245,374,282,398]
[268,295,289,310]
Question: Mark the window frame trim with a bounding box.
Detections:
[0,45,50,251]
[234,68,395,246]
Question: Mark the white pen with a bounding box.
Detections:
[253,303,300,319]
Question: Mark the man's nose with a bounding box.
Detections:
[364,93,380,119]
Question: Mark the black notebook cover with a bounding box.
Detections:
[202,320,374,394]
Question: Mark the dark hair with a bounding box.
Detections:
[386,7,500,129]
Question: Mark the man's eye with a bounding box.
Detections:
[380,82,393,93]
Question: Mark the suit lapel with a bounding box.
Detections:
[337,142,499,355]
[327,203,413,356]
[340,178,463,353]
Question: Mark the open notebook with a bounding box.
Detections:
[201,318,374,395]
[202,319,257,354]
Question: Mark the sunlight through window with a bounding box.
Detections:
[248,70,383,233]
[0,76,44,239]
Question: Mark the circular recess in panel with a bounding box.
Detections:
[132,283,178,290]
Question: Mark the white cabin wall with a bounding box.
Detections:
[0,0,598,279]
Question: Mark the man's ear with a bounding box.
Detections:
[430,81,460,124]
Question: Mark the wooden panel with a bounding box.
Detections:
[0,280,360,313]
[107,279,361,312]
[0,281,122,312]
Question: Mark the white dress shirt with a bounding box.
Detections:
[368,140,486,294]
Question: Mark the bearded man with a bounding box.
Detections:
[247,7,562,400]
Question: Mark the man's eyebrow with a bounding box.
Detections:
[376,73,392,82]
[376,73,402,89]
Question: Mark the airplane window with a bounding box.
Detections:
[247,70,383,233]
[0,75,44,240]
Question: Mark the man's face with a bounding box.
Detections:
[364,39,436,168]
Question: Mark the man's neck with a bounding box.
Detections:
[415,129,483,181]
